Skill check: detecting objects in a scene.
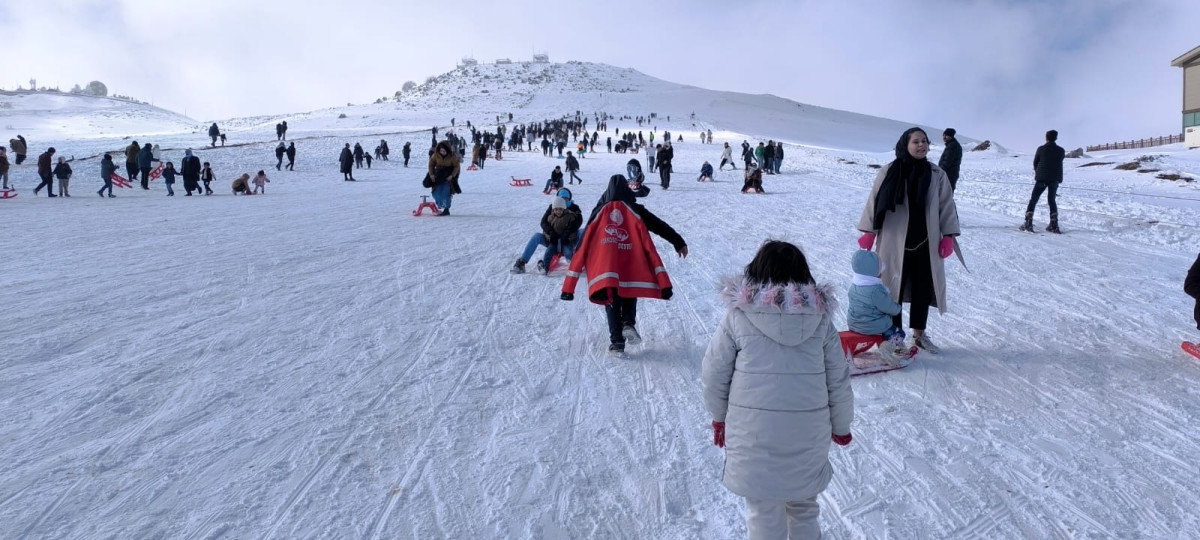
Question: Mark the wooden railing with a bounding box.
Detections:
[1087,133,1184,152]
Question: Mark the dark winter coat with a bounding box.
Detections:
[181,155,201,180]
[339,147,353,173]
[53,162,72,179]
[0,153,10,174]
[125,142,140,163]
[208,123,220,137]
[161,166,178,184]
[275,145,286,159]
[541,206,583,243]
[938,137,962,183]
[10,137,27,156]
[37,152,53,175]
[286,144,296,160]
[137,146,154,169]
[1033,142,1065,184]
[101,157,117,180]
[1186,253,1200,330]
[402,143,411,158]
[565,155,580,172]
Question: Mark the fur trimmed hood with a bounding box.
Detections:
[717,277,838,346]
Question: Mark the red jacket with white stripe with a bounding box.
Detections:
[562,201,672,305]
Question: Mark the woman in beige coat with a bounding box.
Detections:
[857,128,961,353]
[703,241,854,539]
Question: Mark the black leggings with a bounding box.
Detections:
[892,243,935,331]
[605,296,638,345]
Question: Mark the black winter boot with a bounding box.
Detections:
[510,258,527,274]
[1047,213,1061,234]
[1019,211,1035,232]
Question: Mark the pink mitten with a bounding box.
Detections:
[857,232,876,250]
[938,236,955,259]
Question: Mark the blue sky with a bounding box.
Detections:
[2,0,1199,151]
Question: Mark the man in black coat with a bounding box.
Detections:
[402,142,411,167]
[939,128,963,190]
[656,142,673,189]
[285,143,296,170]
[1021,130,1065,233]
[180,149,202,195]
[1186,253,1200,331]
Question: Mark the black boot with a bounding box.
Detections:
[510,258,527,274]
[1019,211,1035,232]
[1046,213,1061,234]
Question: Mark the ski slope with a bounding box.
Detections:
[4,81,1200,538]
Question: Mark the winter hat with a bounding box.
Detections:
[556,187,573,204]
[851,249,881,277]
[944,128,956,137]
[552,197,567,210]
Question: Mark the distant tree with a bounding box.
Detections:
[86,80,108,97]
[402,81,416,92]
[70,84,83,93]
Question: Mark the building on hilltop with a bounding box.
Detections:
[495,58,512,65]
[532,53,550,63]
[1171,45,1200,148]
[459,57,478,67]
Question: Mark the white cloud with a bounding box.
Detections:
[3,0,1198,150]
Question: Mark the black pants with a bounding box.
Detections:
[98,179,113,196]
[15,154,26,165]
[34,172,55,195]
[140,168,151,189]
[1025,181,1058,215]
[892,243,935,331]
[286,158,294,170]
[126,161,137,179]
[403,155,410,167]
[276,155,283,170]
[659,164,671,188]
[605,296,638,345]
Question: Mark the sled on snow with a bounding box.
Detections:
[839,330,918,377]
[411,195,441,216]
[510,177,532,187]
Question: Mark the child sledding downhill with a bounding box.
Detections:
[846,250,916,365]
[561,174,688,355]
[511,194,583,275]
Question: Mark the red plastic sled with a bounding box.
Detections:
[839,330,917,376]
[1,189,16,199]
[1184,341,1200,361]
[412,195,441,216]
[839,331,884,357]
[510,177,532,187]
[466,164,479,171]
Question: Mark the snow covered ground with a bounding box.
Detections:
[3,67,1200,539]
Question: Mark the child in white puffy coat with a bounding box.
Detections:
[702,240,854,539]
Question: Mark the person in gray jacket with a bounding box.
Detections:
[98,154,117,197]
[702,240,854,540]
[1021,129,1065,233]
[938,128,962,190]
[847,249,905,352]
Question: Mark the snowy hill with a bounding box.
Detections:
[231,62,964,153]
[0,91,196,140]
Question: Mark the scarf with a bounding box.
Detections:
[872,127,932,230]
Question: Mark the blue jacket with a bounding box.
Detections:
[137,146,154,169]
[846,250,902,335]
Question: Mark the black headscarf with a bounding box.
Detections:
[588,174,649,225]
[872,127,932,230]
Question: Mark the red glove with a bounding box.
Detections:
[832,432,853,446]
[857,232,876,250]
[938,236,955,259]
[712,421,725,448]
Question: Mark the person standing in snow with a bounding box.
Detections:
[252,170,270,194]
[657,142,673,189]
[9,135,28,165]
[648,143,658,173]
[1021,129,1065,233]
[856,127,961,354]
[208,123,220,147]
[1186,253,1200,331]
[124,140,140,183]
[34,147,56,197]
[98,153,117,197]
[151,144,162,167]
[200,162,215,195]
[160,161,178,196]
[560,174,687,355]
[938,128,962,191]
[53,156,73,197]
[402,142,412,167]
[0,147,10,190]
[701,240,854,540]
[275,122,284,141]
[339,144,355,181]
[280,121,288,141]
[774,142,785,174]
[275,141,286,171]
[719,142,736,171]
[763,141,776,175]
[285,142,296,171]
[426,140,460,216]
[181,149,202,195]
[565,151,581,184]
[353,143,365,169]
[137,142,154,190]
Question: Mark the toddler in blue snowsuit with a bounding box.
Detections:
[847,250,906,349]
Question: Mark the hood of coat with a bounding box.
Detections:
[717,277,838,346]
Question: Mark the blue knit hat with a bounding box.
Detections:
[556,187,572,204]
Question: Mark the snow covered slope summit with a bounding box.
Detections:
[0,91,196,140]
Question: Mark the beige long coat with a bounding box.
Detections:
[856,162,962,314]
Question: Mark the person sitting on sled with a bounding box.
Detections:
[699,161,714,182]
[511,196,582,275]
[847,250,907,357]
[543,166,564,194]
